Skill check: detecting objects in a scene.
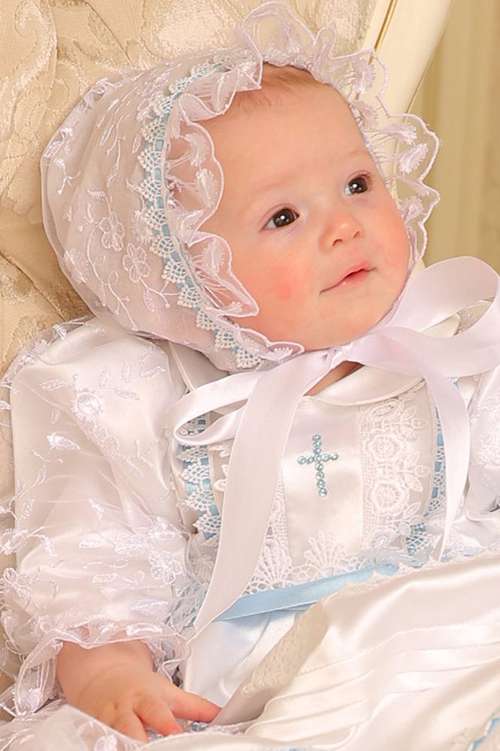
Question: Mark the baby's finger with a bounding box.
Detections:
[169,689,220,722]
[135,696,182,736]
[113,711,148,742]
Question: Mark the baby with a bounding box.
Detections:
[2,4,500,750]
[56,61,408,740]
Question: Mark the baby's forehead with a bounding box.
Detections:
[202,69,360,161]
[203,65,347,138]
[230,63,333,115]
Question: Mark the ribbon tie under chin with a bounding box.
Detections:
[165,256,500,634]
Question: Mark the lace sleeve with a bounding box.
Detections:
[0,318,190,716]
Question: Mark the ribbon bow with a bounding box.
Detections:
[166,257,500,633]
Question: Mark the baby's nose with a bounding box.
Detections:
[326,212,362,248]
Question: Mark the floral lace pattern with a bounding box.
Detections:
[138,60,268,371]
[360,385,434,562]
[178,417,221,540]
[0,319,193,716]
[248,481,295,593]
[40,2,439,373]
[471,392,500,468]
[171,366,500,604]
[0,307,498,735]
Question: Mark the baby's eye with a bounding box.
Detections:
[345,173,372,196]
[264,207,299,230]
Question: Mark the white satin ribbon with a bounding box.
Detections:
[165,257,500,633]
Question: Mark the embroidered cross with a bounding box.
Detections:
[297,433,339,497]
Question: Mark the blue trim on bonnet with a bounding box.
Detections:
[140,61,262,370]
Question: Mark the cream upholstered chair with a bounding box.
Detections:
[0,0,453,701]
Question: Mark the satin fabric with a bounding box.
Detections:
[3,271,500,748]
[6,556,500,750]
[167,257,500,633]
[4,311,469,705]
[224,555,500,749]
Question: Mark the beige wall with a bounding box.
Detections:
[410,0,500,271]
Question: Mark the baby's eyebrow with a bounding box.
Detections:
[245,146,370,213]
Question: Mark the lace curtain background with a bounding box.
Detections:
[411,0,500,272]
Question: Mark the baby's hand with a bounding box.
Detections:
[75,664,220,741]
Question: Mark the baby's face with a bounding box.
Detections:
[201,74,410,350]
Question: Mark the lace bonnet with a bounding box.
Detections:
[41,1,439,372]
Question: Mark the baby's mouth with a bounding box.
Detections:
[321,264,373,293]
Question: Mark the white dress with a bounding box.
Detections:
[1,310,500,750]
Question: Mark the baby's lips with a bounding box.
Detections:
[322,262,372,291]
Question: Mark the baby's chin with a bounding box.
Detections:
[296,317,387,351]
[230,301,396,353]
[293,287,406,351]
[318,296,406,349]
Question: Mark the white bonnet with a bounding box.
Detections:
[41,1,439,372]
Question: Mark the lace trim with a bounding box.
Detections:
[138,62,265,371]
[178,416,221,539]
[41,2,440,372]
[404,417,445,561]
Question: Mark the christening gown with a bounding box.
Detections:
[2,304,500,751]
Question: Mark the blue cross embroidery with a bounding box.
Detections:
[297,434,339,497]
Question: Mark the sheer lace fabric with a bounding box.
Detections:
[0,322,190,713]
[41,2,439,373]
[1,306,500,720]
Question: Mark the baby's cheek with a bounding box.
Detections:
[273,278,297,300]
[381,219,411,277]
[266,263,308,301]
